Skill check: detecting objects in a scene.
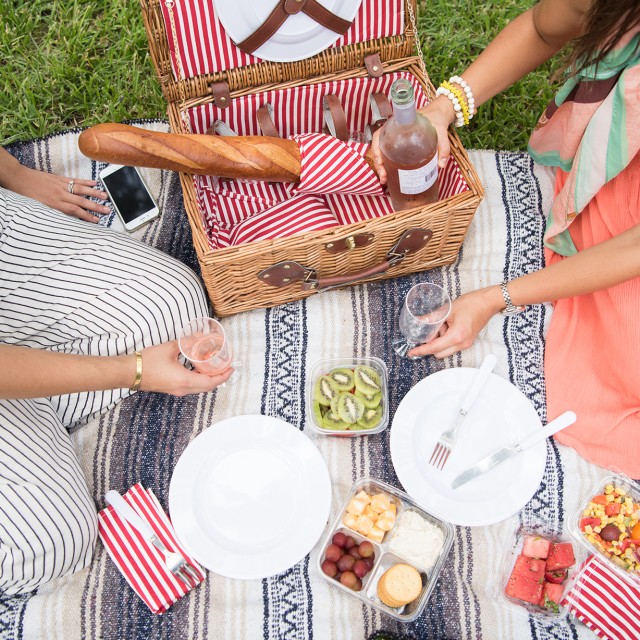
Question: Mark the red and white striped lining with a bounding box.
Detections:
[97,484,205,614]
[294,134,384,196]
[228,194,340,246]
[562,555,640,640]
[159,0,405,79]
[182,72,469,249]
[186,72,428,138]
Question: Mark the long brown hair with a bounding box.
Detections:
[566,0,640,73]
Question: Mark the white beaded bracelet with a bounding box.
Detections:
[435,86,466,128]
[449,75,475,120]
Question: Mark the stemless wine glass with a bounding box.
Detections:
[178,317,239,382]
[392,283,452,357]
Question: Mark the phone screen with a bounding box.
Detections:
[102,166,156,223]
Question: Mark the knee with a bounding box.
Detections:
[0,484,98,595]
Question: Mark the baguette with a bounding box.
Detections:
[78,123,376,183]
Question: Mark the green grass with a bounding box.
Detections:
[0,0,561,150]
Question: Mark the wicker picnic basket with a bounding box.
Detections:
[140,0,483,316]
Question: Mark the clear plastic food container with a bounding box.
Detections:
[568,473,640,587]
[307,357,389,437]
[316,477,454,622]
[497,523,584,620]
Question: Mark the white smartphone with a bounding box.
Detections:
[99,164,160,231]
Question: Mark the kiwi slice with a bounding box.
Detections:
[357,406,383,430]
[336,392,365,424]
[322,411,350,431]
[312,401,325,425]
[354,365,381,394]
[314,375,340,406]
[330,394,341,414]
[355,389,382,409]
[328,367,355,392]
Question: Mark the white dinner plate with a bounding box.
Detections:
[169,415,332,579]
[390,368,546,527]
[214,0,363,62]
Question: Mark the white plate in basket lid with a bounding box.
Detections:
[214,0,363,62]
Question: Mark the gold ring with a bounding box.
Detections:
[67,180,74,194]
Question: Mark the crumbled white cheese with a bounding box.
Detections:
[388,510,444,571]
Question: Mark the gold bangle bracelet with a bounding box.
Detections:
[130,351,143,392]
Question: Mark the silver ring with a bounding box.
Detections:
[67,180,74,194]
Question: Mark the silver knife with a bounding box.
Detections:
[450,411,577,489]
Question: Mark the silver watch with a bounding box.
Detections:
[500,281,525,315]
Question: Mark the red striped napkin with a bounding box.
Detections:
[562,555,640,640]
[98,483,206,614]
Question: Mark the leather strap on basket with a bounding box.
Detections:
[364,93,392,141]
[322,95,349,141]
[257,104,280,137]
[236,0,355,56]
[258,227,433,291]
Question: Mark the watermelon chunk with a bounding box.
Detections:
[511,554,546,582]
[522,535,551,559]
[546,543,576,571]
[505,573,544,605]
[539,582,564,613]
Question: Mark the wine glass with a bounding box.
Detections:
[178,317,239,383]
[392,283,451,357]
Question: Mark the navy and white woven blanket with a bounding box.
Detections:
[0,123,608,640]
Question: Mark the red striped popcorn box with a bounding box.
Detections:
[98,483,205,614]
[229,194,340,246]
[562,555,640,640]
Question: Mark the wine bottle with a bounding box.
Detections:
[379,78,439,211]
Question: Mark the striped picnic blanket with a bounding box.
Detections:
[0,122,612,640]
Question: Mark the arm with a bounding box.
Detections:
[373,0,592,177]
[0,341,233,399]
[0,147,111,222]
[410,222,640,359]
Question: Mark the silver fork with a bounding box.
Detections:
[428,354,497,470]
[105,490,199,587]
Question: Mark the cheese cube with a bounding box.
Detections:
[355,515,374,536]
[368,526,385,543]
[370,493,391,514]
[343,513,358,529]
[354,491,372,505]
[376,513,395,531]
[346,498,367,516]
[363,505,376,519]
[388,503,397,514]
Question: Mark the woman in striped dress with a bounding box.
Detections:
[0,147,232,594]
[374,0,640,476]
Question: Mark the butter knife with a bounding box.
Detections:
[450,410,577,489]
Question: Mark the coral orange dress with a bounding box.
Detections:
[544,153,640,477]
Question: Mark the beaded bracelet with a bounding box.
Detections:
[435,85,466,128]
[449,75,475,120]
[436,76,476,127]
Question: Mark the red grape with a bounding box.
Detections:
[344,536,357,550]
[354,577,363,591]
[337,554,355,572]
[321,560,338,578]
[358,541,374,558]
[339,571,357,589]
[353,559,368,579]
[325,544,341,563]
[332,532,348,548]
[348,546,361,559]
[363,556,375,571]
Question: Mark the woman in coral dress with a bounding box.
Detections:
[373,0,640,476]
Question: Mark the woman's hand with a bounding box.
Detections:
[407,286,504,359]
[9,164,111,222]
[139,341,234,396]
[371,94,456,185]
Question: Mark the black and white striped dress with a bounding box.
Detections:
[0,187,208,595]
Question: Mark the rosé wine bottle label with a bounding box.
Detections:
[398,153,438,195]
